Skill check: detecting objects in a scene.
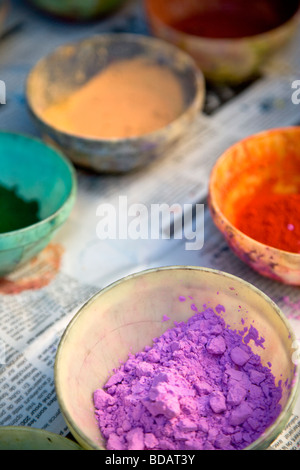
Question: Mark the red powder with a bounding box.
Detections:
[235,192,300,253]
[170,0,297,39]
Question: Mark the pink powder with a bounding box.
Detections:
[93,305,283,450]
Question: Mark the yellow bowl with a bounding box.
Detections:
[54,266,299,450]
[145,0,300,85]
[26,33,205,173]
[209,127,300,285]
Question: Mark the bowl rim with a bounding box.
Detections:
[209,125,300,258]
[26,32,205,144]
[0,131,77,245]
[145,0,300,43]
[0,425,82,449]
[54,265,300,451]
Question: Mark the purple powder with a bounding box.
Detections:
[215,304,225,314]
[162,315,170,322]
[93,305,283,451]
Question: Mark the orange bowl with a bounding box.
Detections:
[209,127,300,285]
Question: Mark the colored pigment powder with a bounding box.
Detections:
[43,57,185,139]
[235,189,300,253]
[0,184,39,233]
[169,0,297,39]
[93,305,282,450]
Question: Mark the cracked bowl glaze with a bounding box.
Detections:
[26,33,205,173]
[145,0,300,85]
[209,127,300,285]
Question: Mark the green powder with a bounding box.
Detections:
[0,184,40,233]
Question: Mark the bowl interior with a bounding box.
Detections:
[27,34,203,139]
[55,267,298,450]
[210,127,300,229]
[28,0,125,20]
[0,132,74,222]
[146,0,300,38]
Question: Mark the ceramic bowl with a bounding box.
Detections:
[0,132,76,276]
[27,0,126,21]
[145,0,300,85]
[209,127,300,285]
[0,426,82,450]
[54,266,299,450]
[26,33,205,173]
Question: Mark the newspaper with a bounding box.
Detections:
[0,0,299,450]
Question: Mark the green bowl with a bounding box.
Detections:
[0,132,76,276]
[0,426,82,450]
[27,0,126,20]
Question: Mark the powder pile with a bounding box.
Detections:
[43,57,185,139]
[93,304,282,451]
[235,190,300,253]
[0,184,39,233]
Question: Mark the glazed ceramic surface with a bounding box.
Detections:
[26,33,205,173]
[145,0,300,84]
[209,127,300,285]
[54,266,299,450]
[0,132,76,276]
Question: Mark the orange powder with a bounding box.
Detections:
[43,57,185,139]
